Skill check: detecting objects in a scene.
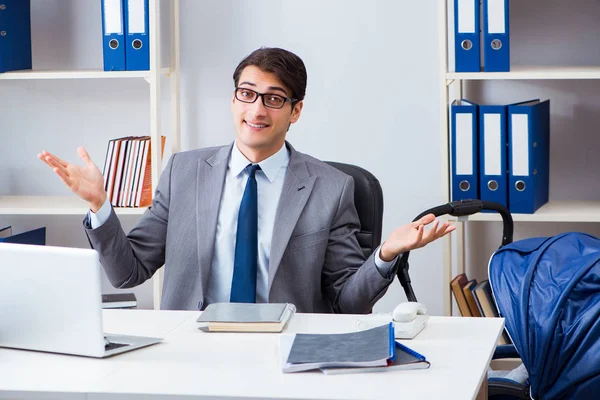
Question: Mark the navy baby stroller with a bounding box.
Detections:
[489,231,600,399]
[396,199,600,399]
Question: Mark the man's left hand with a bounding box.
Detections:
[379,213,455,262]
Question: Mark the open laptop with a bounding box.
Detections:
[0,242,162,357]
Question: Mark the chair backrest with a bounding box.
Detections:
[325,162,383,259]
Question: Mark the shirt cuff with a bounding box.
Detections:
[374,245,400,279]
[88,198,112,229]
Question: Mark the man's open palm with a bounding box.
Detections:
[38,147,107,211]
[380,214,455,261]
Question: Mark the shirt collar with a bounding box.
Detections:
[230,142,290,183]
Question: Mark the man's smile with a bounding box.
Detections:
[245,121,270,129]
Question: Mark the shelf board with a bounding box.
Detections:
[452,201,600,222]
[446,66,600,81]
[0,68,171,80]
[0,196,146,215]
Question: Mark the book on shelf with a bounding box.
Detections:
[450,273,472,317]
[101,293,137,309]
[319,341,430,375]
[279,323,398,373]
[462,279,482,317]
[473,280,499,318]
[196,302,296,333]
[102,135,166,208]
[0,227,45,245]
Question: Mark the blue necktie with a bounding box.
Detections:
[230,164,261,303]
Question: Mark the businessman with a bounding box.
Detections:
[39,47,454,313]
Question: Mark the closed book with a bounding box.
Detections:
[101,293,137,309]
[280,323,395,373]
[462,279,482,317]
[196,302,296,333]
[450,273,472,316]
[138,135,166,207]
[0,227,45,245]
[474,280,498,318]
[320,341,430,375]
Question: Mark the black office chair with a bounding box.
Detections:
[325,162,383,258]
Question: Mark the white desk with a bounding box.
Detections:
[0,310,504,400]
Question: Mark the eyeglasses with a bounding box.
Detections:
[234,87,298,109]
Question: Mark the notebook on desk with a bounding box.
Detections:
[196,302,296,332]
[279,323,397,373]
[0,242,162,358]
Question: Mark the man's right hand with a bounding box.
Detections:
[38,147,107,213]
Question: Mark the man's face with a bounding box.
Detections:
[231,66,303,160]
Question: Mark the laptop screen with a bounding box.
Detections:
[0,243,107,357]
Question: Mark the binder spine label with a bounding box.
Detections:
[511,114,529,176]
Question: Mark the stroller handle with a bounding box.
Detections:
[395,199,514,302]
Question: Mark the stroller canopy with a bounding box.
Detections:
[489,232,600,400]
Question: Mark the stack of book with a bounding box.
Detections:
[451,273,511,344]
[101,136,165,208]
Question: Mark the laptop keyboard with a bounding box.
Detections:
[105,341,129,351]
[104,335,129,351]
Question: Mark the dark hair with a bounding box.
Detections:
[233,47,307,103]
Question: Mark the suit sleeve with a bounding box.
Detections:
[322,175,394,314]
[83,154,175,288]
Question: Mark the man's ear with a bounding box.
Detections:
[289,101,304,124]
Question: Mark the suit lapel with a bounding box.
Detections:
[269,144,316,290]
[196,144,231,299]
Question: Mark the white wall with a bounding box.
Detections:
[0,0,445,313]
[179,0,444,313]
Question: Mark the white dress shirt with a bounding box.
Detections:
[205,143,289,303]
[89,142,397,304]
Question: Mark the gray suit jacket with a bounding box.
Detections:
[85,142,394,313]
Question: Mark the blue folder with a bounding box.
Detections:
[479,104,508,208]
[0,0,32,73]
[0,227,46,245]
[483,0,510,72]
[507,100,550,214]
[101,0,126,71]
[125,0,150,71]
[454,0,480,72]
[451,99,479,202]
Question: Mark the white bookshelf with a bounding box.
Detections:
[0,68,171,80]
[0,0,180,310]
[446,66,600,81]
[438,0,600,315]
[451,201,600,223]
[0,196,147,215]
